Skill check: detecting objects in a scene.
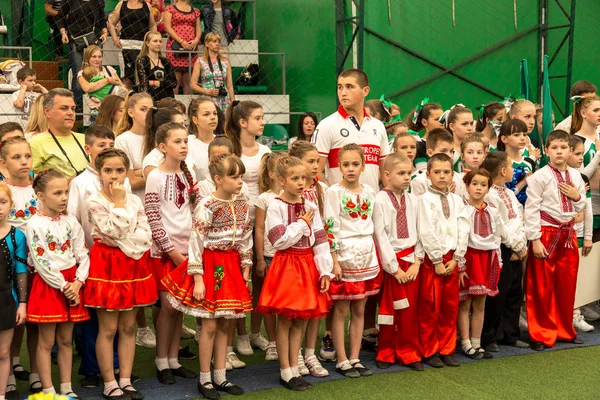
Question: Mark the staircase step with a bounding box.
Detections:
[31,61,59,80]
[37,80,64,90]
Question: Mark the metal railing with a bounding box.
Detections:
[0,46,33,68]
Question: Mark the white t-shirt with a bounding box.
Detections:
[240,143,271,223]
[142,148,196,179]
[312,105,389,191]
[188,135,213,182]
[115,130,145,200]
[11,90,42,128]
[255,190,278,258]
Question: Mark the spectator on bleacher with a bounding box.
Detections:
[29,88,88,178]
[57,0,109,112]
[108,0,157,89]
[12,68,48,130]
[135,31,176,104]
[163,0,201,95]
[25,95,48,141]
[191,33,234,112]
[289,112,318,147]
[147,0,166,34]
[94,94,125,133]
[44,0,65,61]
[77,45,125,122]
[200,0,240,50]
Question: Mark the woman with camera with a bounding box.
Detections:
[190,32,234,112]
[136,31,177,104]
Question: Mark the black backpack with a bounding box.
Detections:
[235,63,259,86]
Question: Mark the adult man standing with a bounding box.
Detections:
[30,88,88,179]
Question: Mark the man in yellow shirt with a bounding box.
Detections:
[30,88,89,179]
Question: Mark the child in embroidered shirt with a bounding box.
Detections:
[0,122,26,182]
[454,134,486,200]
[144,122,198,384]
[410,128,458,196]
[0,183,28,400]
[254,152,285,362]
[457,170,512,360]
[26,170,90,398]
[417,153,468,368]
[0,135,40,393]
[288,140,332,376]
[85,148,156,399]
[257,156,333,391]
[525,130,587,351]
[480,152,529,351]
[163,154,253,399]
[324,143,379,378]
[373,152,423,371]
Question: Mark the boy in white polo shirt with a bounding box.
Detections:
[313,69,389,191]
[312,68,389,360]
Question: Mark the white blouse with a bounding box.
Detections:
[26,213,90,290]
[324,183,379,282]
[417,188,468,265]
[524,165,587,241]
[373,189,424,274]
[187,135,212,182]
[87,192,152,260]
[115,130,145,199]
[196,175,250,199]
[485,184,527,253]
[255,190,279,258]
[458,202,510,259]
[68,165,132,248]
[141,148,196,179]
[7,183,39,233]
[144,169,195,258]
[240,143,271,223]
[265,198,334,278]
[187,195,253,275]
[302,179,329,215]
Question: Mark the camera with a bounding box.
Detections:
[215,82,227,97]
[154,70,165,81]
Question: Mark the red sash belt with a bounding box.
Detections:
[540,211,575,256]
[395,246,415,259]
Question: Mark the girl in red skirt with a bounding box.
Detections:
[323,143,380,378]
[26,170,90,398]
[144,122,198,384]
[256,155,333,391]
[85,148,157,399]
[457,170,510,360]
[163,153,252,399]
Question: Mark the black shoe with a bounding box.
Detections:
[361,331,379,352]
[485,343,500,352]
[464,348,483,360]
[571,337,584,345]
[213,381,244,395]
[131,374,141,384]
[407,362,424,371]
[280,377,306,391]
[530,342,544,351]
[156,368,176,385]
[81,375,100,388]
[178,345,196,360]
[102,387,129,400]
[6,385,18,400]
[336,366,361,378]
[425,355,444,368]
[13,364,30,380]
[350,361,372,376]
[441,355,460,367]
[121,384,144,400]
[171,366,197,379]
[30,381,43,393]
[198,382,220,399]
[376,360,391,369]
[297,376,313,390]
[476,347,493,359]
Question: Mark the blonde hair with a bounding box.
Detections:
[384,151,411,172]
[338,143,364,164]
[0,182,14,208]
[137,31,163,84]
[25,94,47,136]
[275,155,304,179]
[82,45,103,73]
[202,32,223,63]
[508,99,535,118]
[116,92,153,135]
[82,66,98,82]
[258,152,285,194]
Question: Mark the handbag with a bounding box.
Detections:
[71,32,100,52]
[235,63,259,87]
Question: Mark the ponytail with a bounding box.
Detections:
[180,160,197,206]
[143,107,182,157]
[225,100,262,157]
[570,96,600,134]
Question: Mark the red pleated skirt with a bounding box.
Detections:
[27,266,90,324]
[328,265,382,301]
[84,242,158,311]
[163,249,252,319]
[459,247,501,301]
[256,248,332,320]
[149,256,177,292]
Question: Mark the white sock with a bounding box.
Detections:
[43,387,56,394]
[12,357,20,367]
[363,328,375,336]
[60,382,73,394]
[291,366,300,377]
[249,332,260,340]
[471,338,481,349]
[7,375,15,386]
[155,356,169,371]
[226,346,234,353]
[336,360,352,370]
[349,358,363,368]
[138,326,149,333]
[280,368,293,382]
[29,373,41,386]
[238,334,249,342]
[119,377,132,389]
[168,357,182,370]
[213,369,228,386]
[0,395,6,400]
[199,371,213,388]
[461,339,472,353]
[103,380,120,396]
[305,348,315,358]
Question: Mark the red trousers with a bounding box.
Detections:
[526,226,578,347]
[418,251,458,358]
[376,258,421,365]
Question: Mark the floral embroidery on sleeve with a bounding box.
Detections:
[325,217,337,251]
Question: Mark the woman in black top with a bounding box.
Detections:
[57,0,108,111]
[135,31,176,104]
[108,0,157,89]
